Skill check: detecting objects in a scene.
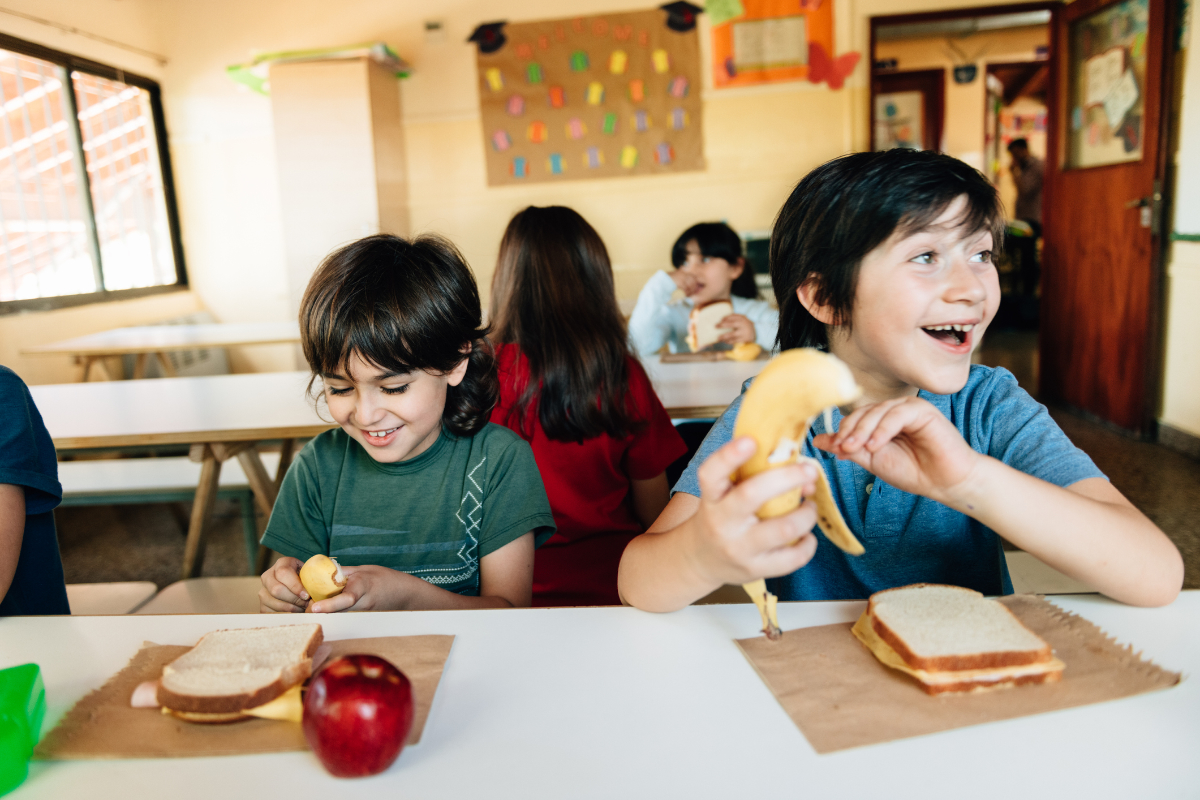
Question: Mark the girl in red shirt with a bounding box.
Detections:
[489,206,686,606]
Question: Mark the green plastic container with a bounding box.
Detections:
[0,664,45,796]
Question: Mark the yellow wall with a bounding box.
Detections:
[875,26,1047,170]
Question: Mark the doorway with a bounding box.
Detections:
[871,5,1055,393]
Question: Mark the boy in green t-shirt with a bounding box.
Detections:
[259,234,555,613]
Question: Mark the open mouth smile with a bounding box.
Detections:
[361,426,400,446]
[921,323,976,349]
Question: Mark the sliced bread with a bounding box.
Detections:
[868,584,1053,672]
[686,300,734,352]
[157,623,323,714]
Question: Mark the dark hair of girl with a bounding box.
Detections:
[771,150,1005,351]
[300,233,497,438]
[670,222,759,299]
[490,205,639,442]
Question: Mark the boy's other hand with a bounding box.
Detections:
[814,396,981,505]
[259,556,308,613]
[670,268,701,296]
[717,314,755,345]
[692,436,820,586]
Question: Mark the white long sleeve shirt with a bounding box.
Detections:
[627,271,779,357]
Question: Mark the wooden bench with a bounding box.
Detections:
[58,453,281,575]
[65,581,158,615]
[134,577,264,614]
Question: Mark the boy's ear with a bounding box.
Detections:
[796,279,837,325]
[447,343,472,387]
[729,257,746,280]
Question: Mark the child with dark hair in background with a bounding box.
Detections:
[259,234,555,613]
[620,150,1181,611]
[0,366,70,616]
[628,221,778,356]
[489,206,686,606]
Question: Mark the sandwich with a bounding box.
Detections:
[151,624,325,723]
[686,300,734,352]
[731,348,864,639]
[852,584,1065,695]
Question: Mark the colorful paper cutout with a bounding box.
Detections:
[511,156,528,178]
[492,130,512,151]
[566,117,587,139]
[628,79,645,102]
[706,0,745,26]
[633,109,651,132]
[602,112,618,134]
[620,145,639,168]
[652,49,671,73]
[654,142,674,164]
[485,68,504,91]
[570,50,590,71]
[670,107,688,129]
[806,42,859,90]
[516,43,534,60]
[585,146,604,167]
[586,81,606,105]
[614,24,633,41]
[468,22,508,54]
[711,0,835,88]
[527,62,544,83]
[507,95,525,115]
[548,85,566,108]
[548,152,566,174]
[668,76,689,97]
[610,50,628,74]
[527,120,548,142]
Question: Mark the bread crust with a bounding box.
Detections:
[157,626,323,714]
[917,668,1062,696]
[867,584,1052,672]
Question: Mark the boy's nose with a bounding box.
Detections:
[945,258,989,304]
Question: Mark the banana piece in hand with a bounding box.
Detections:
[732,348,866,639]
[299,554,347,602]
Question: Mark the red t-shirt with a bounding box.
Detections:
[490,343,687,607]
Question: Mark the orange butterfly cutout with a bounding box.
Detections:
[807,42,860,90]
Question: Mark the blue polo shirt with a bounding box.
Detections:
[673,365,1106,600]
[0,366,70,616]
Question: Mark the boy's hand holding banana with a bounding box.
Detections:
[731,348,865,639]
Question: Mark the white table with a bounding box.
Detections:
[3,595,1196,798]
[31,372,335,578]
[640,354,766,419]
[22,322,300,381]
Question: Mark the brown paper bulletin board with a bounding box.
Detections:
[475,9,704,186]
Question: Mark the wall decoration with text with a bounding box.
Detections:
[471,8,704,186]
[710,0,849,89]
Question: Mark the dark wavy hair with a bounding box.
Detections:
[771,150,1005,350]
[671,222,759,299]
[300,234,497,438]
[490,206,638,442]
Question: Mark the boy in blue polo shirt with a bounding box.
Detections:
[618,150,1182,610]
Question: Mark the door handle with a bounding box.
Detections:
[1125,187,1163,232]
[1124,197,1149,208]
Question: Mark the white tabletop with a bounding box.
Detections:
[22,322,301,357]
[3,594,1196,799]
[30,371,333,450]
[639,354,766,419]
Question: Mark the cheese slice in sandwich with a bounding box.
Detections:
[686,300,734,352]
[157,623,323,722]
[852,584,1064,695]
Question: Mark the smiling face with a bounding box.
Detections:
[801,196,1000,401]
[322,351,468,463]
[679,239,745,306]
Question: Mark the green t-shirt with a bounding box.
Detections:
[261,423,555,596]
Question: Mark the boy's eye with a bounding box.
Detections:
[970,250,994,263]
[382,384,410,395]
[327,386,352,396]
[911,251,936,265]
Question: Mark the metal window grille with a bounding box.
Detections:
[0,39,181,304]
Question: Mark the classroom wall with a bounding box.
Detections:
[1160,14,1200,439]
[874,25,1048,171]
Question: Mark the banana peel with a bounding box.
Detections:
[732,349,866,640]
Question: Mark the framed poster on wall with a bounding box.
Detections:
[710,0,835,88]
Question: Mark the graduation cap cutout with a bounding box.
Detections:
[468,22,508,54]
[661,2,703,32]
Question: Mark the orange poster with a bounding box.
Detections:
[711,0,834,88]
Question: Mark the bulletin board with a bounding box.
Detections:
[711,0,834,88]
[475,10,704,186]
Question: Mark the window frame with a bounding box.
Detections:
[0,31,187,315]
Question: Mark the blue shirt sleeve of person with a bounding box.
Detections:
[0,366,71,616]
[673,364,1106,601]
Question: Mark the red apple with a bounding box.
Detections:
[302,655,414,778]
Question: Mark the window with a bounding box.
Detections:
[0,33,184,309]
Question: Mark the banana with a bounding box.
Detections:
[732,348,866,639]
[300,554,347,602]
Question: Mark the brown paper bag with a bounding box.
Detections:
[35,634,454,760]
[736,595,1180,753]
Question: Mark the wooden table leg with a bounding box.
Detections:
[155,351,178,377]
[275,438,296,491]
[236,447,280,575]
[182,446,223,580]
[132,353,149,380]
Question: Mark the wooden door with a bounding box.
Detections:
[872,69,945,151]
[1040,0,1173,433]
